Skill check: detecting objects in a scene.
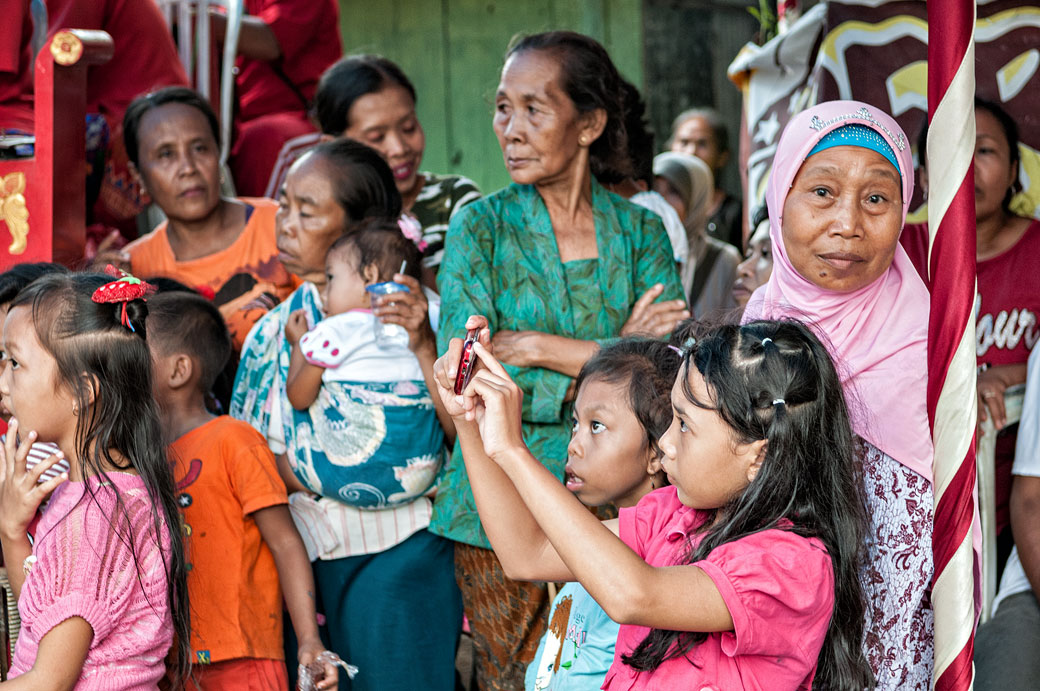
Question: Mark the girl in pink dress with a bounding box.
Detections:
[0,271,189,689]
[433,315,874,690]
[744,100,935,689]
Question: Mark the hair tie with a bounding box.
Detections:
[772,398,785,407]
[397,214,428,252]
[669,337,696,358]
[761,337,774,346]
[91,265,156,332]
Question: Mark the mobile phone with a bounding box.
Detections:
[453,328,479,395]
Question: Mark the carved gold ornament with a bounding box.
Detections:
[50,31,84,66]
[0,172,29,255]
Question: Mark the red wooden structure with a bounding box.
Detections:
[0,29,112,269]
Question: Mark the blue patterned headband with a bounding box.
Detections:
[806,123,901,178]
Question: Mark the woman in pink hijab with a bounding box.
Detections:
[744,101,933,689]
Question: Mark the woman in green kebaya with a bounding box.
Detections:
[431,31,687,690]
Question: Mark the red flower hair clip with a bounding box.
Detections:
[91,265,156,332]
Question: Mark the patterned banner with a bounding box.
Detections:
[729,0,1040,225]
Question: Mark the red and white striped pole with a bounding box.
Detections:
[926,1,978,689]
[776,0,800,34]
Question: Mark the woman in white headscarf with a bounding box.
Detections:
[653,152,741,319]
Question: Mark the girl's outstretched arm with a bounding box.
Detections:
[467,344,735,633]
[432,318,574,582]
[253,505,338,689]
[0,616,91,690]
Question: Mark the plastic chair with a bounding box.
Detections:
[976,383,1026,623]
[155,0,242,166]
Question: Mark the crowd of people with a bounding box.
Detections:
[0,7,1035,691]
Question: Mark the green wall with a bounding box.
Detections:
[338,0,644,193]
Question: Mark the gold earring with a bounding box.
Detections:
[579,136,588,146]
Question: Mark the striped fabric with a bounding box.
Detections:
[287,492,433,561]
[0,437,68,483]
[925,2,980,689]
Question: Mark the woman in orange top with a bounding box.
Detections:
[122,86,297,350]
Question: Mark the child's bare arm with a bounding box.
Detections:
[454,420,576,582]
[274,452,311,495]
[286,345,325,410]
[285,310,323,410]
[468,347,735,632]
[0,532,31,601]
[431,322,573,582]
[0,616,92,690]
[252,504,337,689]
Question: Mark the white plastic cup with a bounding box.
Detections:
[366,281,411,348]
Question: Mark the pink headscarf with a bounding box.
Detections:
[743,100,933,481]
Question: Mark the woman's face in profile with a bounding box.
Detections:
[275,153,348,285]
[653,176,686,222]
[492,50,588,187]
[781,146,903,293]
[732,221,772,308]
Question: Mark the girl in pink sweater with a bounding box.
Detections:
[435,316,875,690]
[0,271,189,689]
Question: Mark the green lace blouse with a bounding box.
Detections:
[431,179,685,548]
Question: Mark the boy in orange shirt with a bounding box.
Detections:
[146,291,337,690]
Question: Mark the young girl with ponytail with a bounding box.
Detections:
[434,316,874,690]
[0,271,190,689]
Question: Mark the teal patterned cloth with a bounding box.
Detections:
[230,283,444,508]
[431,180,685,548]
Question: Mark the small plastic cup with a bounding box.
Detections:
[366,281,411,348]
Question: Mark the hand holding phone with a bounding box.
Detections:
[453,328,479,395]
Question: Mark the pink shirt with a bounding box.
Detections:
[10,473,174,689]
[603,487,834,691]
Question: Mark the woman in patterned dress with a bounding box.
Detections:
[743,100,934,689]
[430,31,688,691]
[314,54,482,286]
[231,138,462,691]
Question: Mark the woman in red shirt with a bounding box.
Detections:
[904,97,1040,567]
[222,0,343,198]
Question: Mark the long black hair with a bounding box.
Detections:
[11,273,191,686]
[506,31,632,184]
[625,320,873,691]
[616,78,655,189]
